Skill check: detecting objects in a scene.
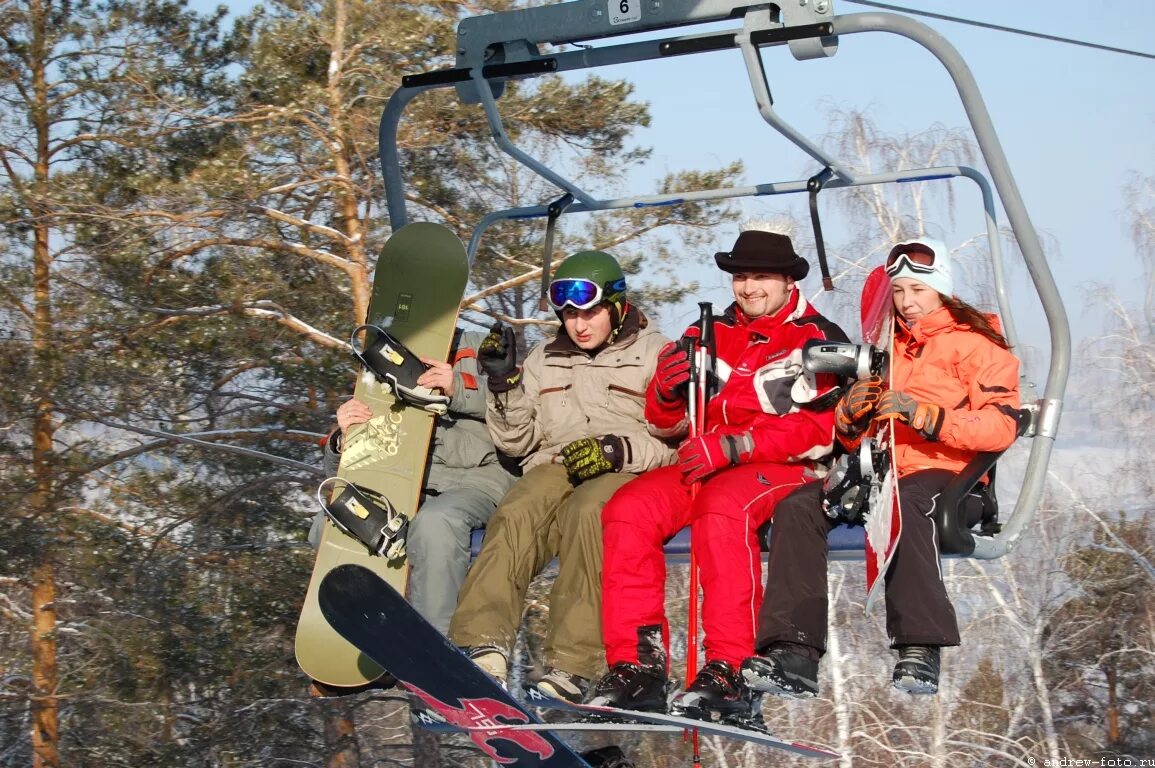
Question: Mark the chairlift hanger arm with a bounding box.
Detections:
[385,5,847,229]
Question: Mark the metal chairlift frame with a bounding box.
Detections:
[379,0,1070,561]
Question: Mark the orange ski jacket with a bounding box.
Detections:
[840,305,1021,477]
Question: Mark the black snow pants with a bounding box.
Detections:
[753,469,985,655]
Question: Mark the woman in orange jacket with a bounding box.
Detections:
[740,237,1021,697]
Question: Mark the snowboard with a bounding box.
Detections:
[859,266,901,612]
[295,222,469,688]
[523,687,840,760]
[318,563,594,768]
[413,708,681,734]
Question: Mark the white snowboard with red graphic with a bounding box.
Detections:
[859,266,901,612]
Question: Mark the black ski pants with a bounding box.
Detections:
[753,469,984,655]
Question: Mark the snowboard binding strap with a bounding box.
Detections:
[316,478,408,561]
[350,324,451,415]
[821,441,878,525]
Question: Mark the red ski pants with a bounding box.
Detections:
[601,462,809,669]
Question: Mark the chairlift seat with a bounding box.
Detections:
[465,406,1031,564]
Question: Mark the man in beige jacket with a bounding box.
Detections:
[448,250,676,702]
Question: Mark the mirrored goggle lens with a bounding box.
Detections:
[548,278,602,310]
[885,247,937,275]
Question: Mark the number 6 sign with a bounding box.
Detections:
[610,0,640,25]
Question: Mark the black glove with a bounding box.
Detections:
[560,435,625,483]
[478,322,521,393]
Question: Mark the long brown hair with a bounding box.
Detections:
[940,295,1011,349]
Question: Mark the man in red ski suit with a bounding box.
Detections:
[589,229,848,722]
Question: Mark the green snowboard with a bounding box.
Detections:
[295,222,469,689]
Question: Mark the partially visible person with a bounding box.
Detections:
[741,237,1021,698]
[448,250,676,703]
[313,328,517,635]
[588,229,848,722]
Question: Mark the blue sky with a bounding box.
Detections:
[586,0,1154,367]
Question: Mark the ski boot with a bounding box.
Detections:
[741,644,820,698]
[669,660,758,724]
[587,662,668,711]
[588,624,669,711]
[892,645,940,694]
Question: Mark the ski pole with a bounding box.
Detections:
[687,303,714,675]
[686,301,713,766]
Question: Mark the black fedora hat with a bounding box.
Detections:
[713,230,810,280]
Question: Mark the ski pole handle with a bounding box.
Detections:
[696,302,714,355]
[694,302,714,432]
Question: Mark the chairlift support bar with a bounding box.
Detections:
[379,1,1071,560]
[465,165,1016,344]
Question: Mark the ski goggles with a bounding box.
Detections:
[885,243,938,276]
[548,277,625,310]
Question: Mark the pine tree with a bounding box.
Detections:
[0,1,246,763]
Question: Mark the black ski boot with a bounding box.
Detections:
[588,662,668,711]
[588,624,669,711]
[892,645,940,694]
[741,644,820,698]
[669,660,757,724]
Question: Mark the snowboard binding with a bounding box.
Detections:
[821,442,877,525]
[317,478,408,560]
[350,324,451,415]
[803,339,892,525]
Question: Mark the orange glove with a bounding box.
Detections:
[834,375,884,437]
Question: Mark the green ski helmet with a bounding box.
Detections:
[548,250,628,321]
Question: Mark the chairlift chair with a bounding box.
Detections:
[381,0,1070,562]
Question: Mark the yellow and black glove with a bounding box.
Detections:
[560,435,625,483]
